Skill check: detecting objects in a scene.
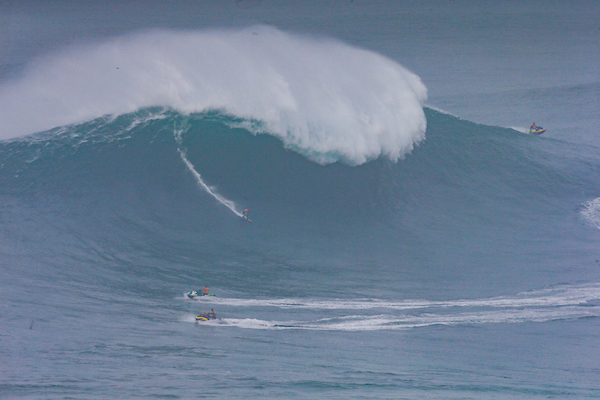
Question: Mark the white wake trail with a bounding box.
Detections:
[174,126,243,217]
[203,304,600,331]
[186,284,600,331]
[194,283,600,310]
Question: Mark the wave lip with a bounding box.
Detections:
[0,26,427,165]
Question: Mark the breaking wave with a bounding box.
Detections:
[0,26,427,165]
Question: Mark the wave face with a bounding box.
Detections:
[2,107,599,298]
[2,106,600,399]
[0,26,427,165]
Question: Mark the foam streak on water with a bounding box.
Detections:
[191,283,600,310]
[582,197,600,230]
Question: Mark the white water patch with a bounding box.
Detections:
[581,197,600,230]
[174,126,243,217]
[123,109,170,133]
[193,283,600,310]
[0,26,427,165]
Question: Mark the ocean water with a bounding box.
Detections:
[1,1,600,399]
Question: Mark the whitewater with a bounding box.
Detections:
[0,26,426,165]
[2,2,600,399]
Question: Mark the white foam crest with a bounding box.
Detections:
[0,26,427,165]
[124,109,170,133]
[194,283,600,310]
[581,197,600,230]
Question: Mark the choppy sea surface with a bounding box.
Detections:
[1,1,599,398]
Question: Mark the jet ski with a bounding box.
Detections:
[187,290,215,299]
[528,125,545,135]
[195,312,218,321]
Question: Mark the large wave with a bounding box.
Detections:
[0,26,427,165]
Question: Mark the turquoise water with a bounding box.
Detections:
[1,2,600,399]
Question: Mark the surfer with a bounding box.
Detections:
[243,208,250,220]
